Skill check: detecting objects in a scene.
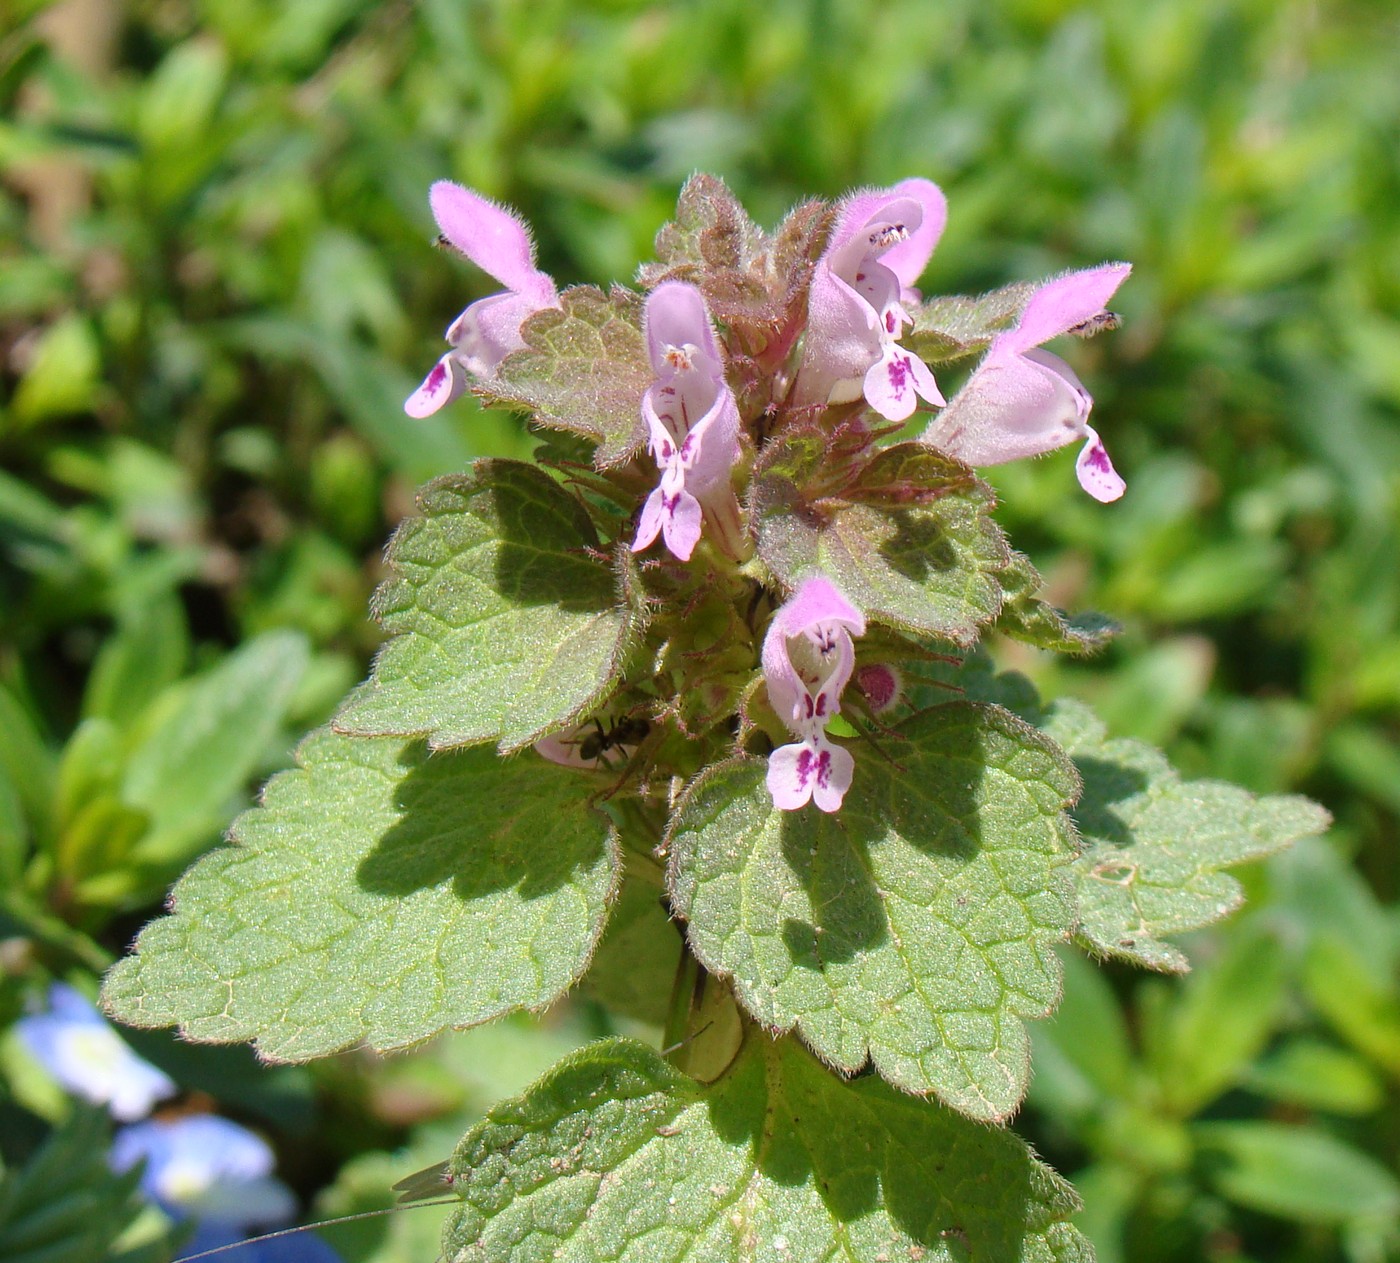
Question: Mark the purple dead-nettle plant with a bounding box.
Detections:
[104,173,1331,1263]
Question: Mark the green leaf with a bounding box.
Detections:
[102,728,620,1061]
[905,282,1037,364]
[667,702,1080,1121]
[8,314,102,426]
[1196,1121,1400,1226]
[581,873,681,1027]
[216,316,475,485]
[122,629,311,867]
[1064,1163,1139,1263]
[441,1034,1090,1262]
[1029,948,1134,1123]
[1302,934,1400,1077]
[757,444,1008,645]
[1144,923,1287,1116]
[0,683,56,845]
[994,552,1117,654]
[81,594,190,729]
[480,287,650,467]
[1245,1038,1385,1116]
[643,173,767,308]
[640,175,833,349]
[0,1107,175,1263]
[335,462,641,753]
[0,764,24,886]
[1043,699,1330,972]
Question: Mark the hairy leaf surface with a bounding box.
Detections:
[641,173,833,349]
[335,461,639,752]
[479,287,649,466]
[994,552,1117,654]
[668,702,1080,1121]
[103,729,619,1060]
[441,1035,1091,1262]
[1045,700,1331,971]
[758,445,1008,645]
[906,281,1037,363]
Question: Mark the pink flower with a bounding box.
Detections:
[794,179,948,422]
[631,282,741,562]
[923,263,1131,502]
[405,181,559,418]
[762,576,865,812]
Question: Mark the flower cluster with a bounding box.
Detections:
[405,181,558,418]
[408,176,1130,812]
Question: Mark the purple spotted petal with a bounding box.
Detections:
[632,483,703,561]
[862,343,944,422]
[406,181,559,415]
[767,737,854,813]
[404,353,466,418]
[761,577,865,733]
[659,487,704,560]
[632,282,740,561]
[796,179,947,415]
[677,388,741,499]
[1076,427,1126,502]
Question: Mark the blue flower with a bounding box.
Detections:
[112,1115,341,1262]
[15,982,176,1121]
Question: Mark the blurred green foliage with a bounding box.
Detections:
[0,1,1396,1261]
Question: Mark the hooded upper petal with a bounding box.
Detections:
[1001,262,1131,355]
[761,576,865,734]
[429,181,557,305]
[632,282,740,561]
[797,179,947,418]
[643,281,723,375]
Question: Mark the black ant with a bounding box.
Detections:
[574,715,652,762]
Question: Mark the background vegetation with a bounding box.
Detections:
[1,1,1396,1260]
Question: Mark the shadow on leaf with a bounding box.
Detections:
[356,742,608,901]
